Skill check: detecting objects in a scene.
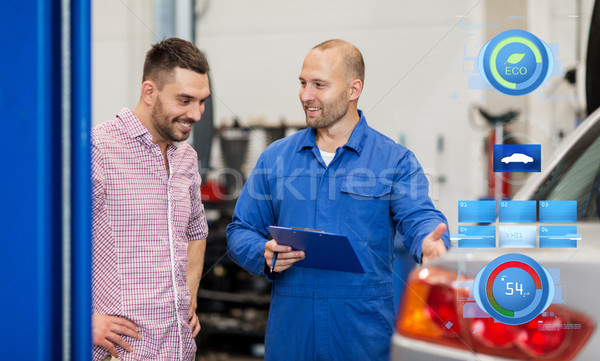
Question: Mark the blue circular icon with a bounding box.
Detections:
[478,30,554,96]
[473,253,554,325]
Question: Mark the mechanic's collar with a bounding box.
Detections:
[297,109,367,156]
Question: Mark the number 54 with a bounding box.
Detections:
[506,282,523,295]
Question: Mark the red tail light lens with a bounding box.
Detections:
[396,268,469,349]
[396,266,595,360]
[426,285,461,334]
[472,318,516,348]
[517,314,566,356]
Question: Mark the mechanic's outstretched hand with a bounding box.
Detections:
[421,223,448,265]
[264,239,305,273]
[93,314,142,358]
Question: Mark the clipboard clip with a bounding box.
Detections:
[290,226,326,233]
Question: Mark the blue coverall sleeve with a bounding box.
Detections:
[226,155,276,278]
[390,150,450,263]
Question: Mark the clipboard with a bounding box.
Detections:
[268,226,365,273]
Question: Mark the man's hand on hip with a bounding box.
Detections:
[421,223,448,264]
[188,303,201,337]
[93,314,142,358]
[264,239,305,273]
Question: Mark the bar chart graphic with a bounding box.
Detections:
[454,200,579,249]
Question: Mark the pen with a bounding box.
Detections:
[270,252,278,273]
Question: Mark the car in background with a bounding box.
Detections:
[391,106,600,361]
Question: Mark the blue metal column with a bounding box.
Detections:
[0,0,91,359]
[0,0,63,359]
[71,0,92,359]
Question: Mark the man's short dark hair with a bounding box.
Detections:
[313,39,365,84]
[143,38,210,89]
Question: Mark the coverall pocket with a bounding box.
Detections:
[340,176,392,231]
[329,295,395,360]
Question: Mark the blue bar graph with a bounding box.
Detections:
[499,201,537,223]
[458,200,496,223]
[539,201,577,223]
[539,226,579,248]
[499,226,537,248]
[452,226,496,248]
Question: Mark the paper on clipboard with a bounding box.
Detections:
[267,226,365,273]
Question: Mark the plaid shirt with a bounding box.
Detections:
[92,108,208,361]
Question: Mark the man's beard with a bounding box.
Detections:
[304,90,349,129]
[151,97,193,142]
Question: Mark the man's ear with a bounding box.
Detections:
[140,80,157,106]
[348,79,363,101]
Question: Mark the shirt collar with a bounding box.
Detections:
[297,109,368,156]
[116,108,150,139]
[116,107,180,151]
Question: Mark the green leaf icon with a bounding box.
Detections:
[505,53,526,64]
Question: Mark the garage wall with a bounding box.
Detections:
[92,0,154,125]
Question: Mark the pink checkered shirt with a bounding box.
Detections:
[92,108,208,361]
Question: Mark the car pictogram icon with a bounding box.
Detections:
[501,153,534,164]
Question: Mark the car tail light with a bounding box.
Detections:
[426,284,462,334]
[397,268,468,349]
[516,314,566,356]
[471,317,516,348]
[396,267,595,360]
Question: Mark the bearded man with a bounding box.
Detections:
[91,38,210,361]
[227,39,450,361]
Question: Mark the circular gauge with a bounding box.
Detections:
[478,29,554,96]
[473,253,554,325]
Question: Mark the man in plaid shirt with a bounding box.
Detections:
[91,38,210,360]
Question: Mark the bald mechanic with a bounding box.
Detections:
[226,39,450,360]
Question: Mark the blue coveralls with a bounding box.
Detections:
[226,110,450,360]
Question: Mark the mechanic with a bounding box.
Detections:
[227,39,450,360]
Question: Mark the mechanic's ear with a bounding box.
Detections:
[348,79,363,101]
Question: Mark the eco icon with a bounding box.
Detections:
[478,30,554,96]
